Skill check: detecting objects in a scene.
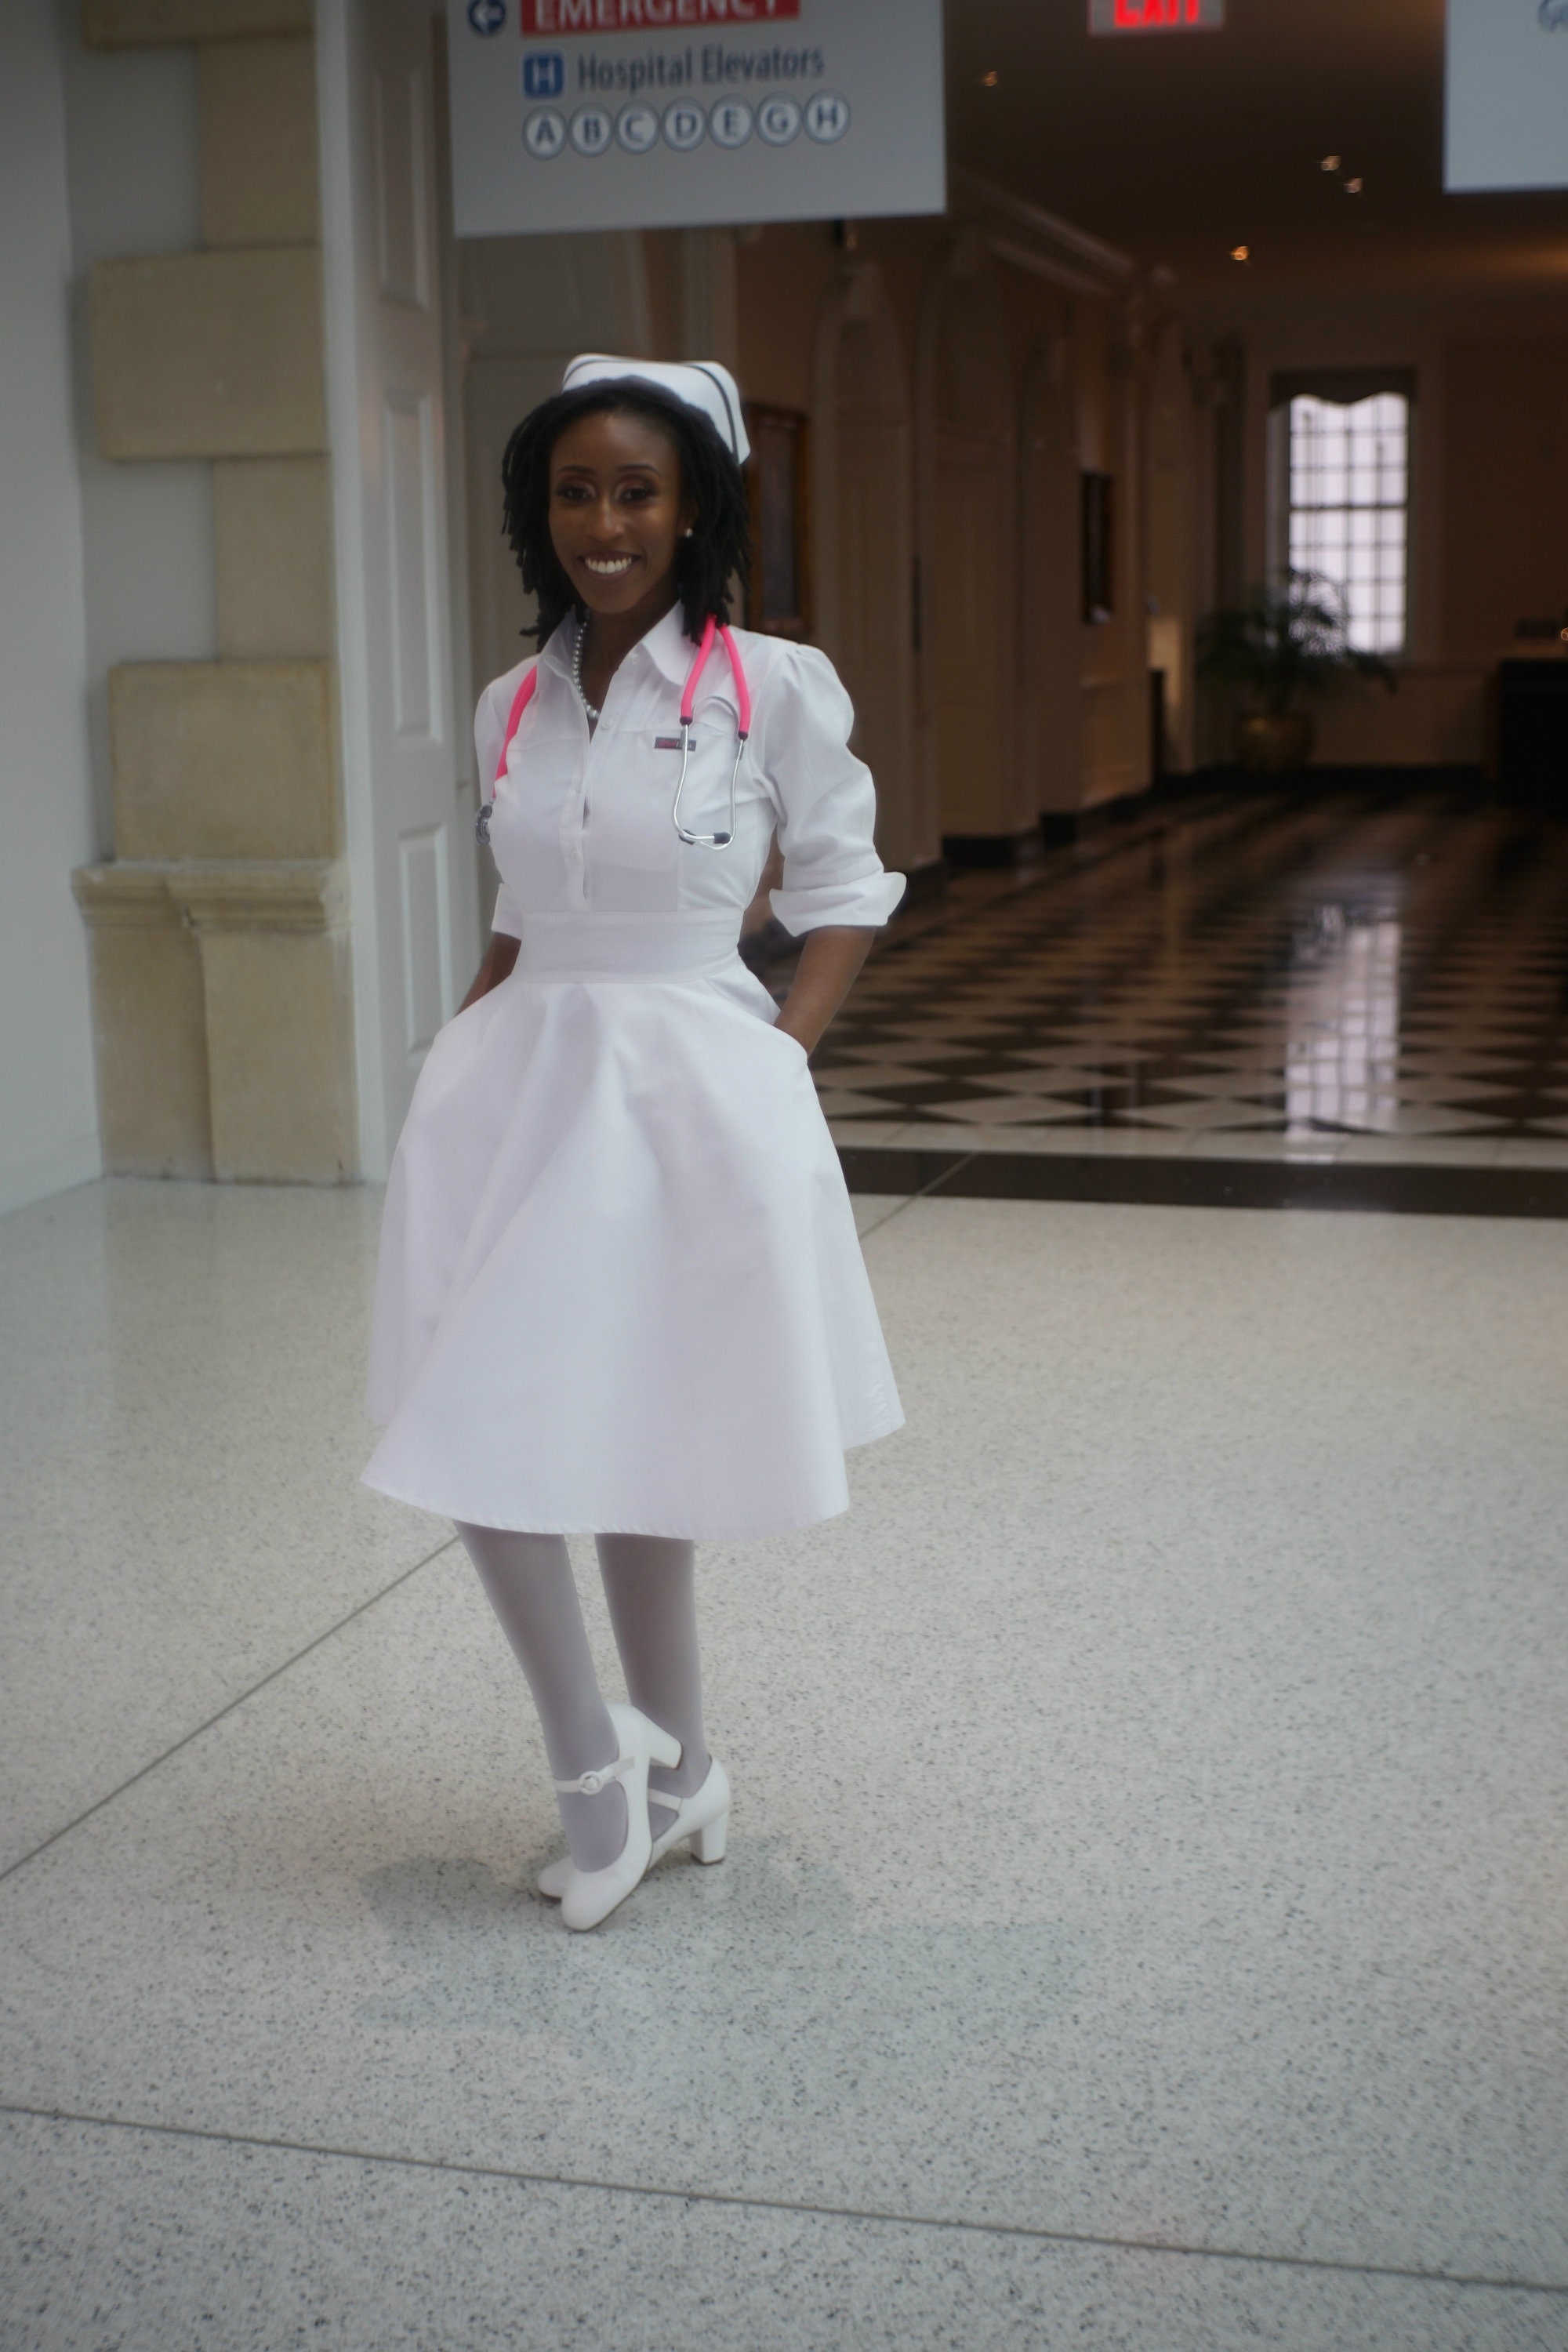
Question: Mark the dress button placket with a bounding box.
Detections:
[564,702,593,909]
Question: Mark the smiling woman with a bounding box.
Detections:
[499,374,753,677]
[546,408,697,711]
[361,355,906,1938]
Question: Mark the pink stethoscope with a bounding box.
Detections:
[476,615,752,853]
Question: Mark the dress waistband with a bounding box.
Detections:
[513,911,742,979]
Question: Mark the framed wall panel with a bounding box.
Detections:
[745,404,811,641]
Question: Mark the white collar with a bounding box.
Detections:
[541,603,699,691]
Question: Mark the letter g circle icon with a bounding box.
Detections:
[468,0,506,31]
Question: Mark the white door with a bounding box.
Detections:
[320,0,479,1180]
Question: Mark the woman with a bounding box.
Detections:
[363,355,904,1932]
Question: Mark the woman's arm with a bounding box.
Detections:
[459,932,521,1011]
[773,926,876,1056]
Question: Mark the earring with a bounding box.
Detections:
[682,527,694,538]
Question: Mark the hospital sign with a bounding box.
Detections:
[446,0,945,237]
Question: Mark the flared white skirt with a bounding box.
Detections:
[362,912,902,1539]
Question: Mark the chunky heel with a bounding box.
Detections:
[689,1809,728,1865]
[650,1723,682,1772]
[648,1755,731,1871]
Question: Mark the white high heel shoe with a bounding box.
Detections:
[537,1751,730,1901]
[554,1702,681,1933]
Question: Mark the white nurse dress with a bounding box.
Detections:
[362,606,906,1540]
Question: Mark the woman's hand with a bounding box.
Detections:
[773,926,877,1057]
[460,933,521,1011]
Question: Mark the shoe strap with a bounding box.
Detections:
[554,1750,631,1800]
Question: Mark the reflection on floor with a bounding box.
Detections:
[810,789,1568,1212]
[1,1177,1565,2347]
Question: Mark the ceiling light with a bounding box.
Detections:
[980,68,999,85]
[1229,244,1250,262]
[1320,154,1341,172]
[1343,176,1363,194]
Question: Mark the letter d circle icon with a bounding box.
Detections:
[663,100,705,151]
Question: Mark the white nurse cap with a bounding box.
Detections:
[559,354,750,467]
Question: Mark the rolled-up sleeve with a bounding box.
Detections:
[474,664,530,939]
[757,644,906,936]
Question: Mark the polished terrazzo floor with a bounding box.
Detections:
[797,789,1568,1208]
[2,1175,1565,2350]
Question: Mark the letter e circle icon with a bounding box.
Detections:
[710,100,753,148]
[468,0,505,30]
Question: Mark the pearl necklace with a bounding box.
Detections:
[571,620,601,724]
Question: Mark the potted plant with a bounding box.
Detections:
[1196,572,1396,775]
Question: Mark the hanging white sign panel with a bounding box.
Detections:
[1446,0,1568,192]
[446,0,946,238]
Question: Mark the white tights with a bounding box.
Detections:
[456,1524,712,1874]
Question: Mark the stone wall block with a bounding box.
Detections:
[71,867,215,1178]
[83,0,310,45]
[181,864,356,1182]
[92,248,325,460]
[214,458,335,659]
[111,660,338,862]
[201,38,320,248]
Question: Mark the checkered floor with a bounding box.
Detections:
[805,789,1568,1173]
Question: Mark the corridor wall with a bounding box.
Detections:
[1441,336,1568,666]
[1145,319,1200,778]
[0,0,100,1214]
[1019,332,1082,822]
[916,236,1023,852]
[735,199,1163,865]
[810,260,924,873]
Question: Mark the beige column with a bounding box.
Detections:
[73,0,357,1182]
[179,863,354,1181]
[69,866,212,1178]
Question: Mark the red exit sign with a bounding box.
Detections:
[1089,0,1224,29]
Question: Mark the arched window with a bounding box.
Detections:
[1269,369,1414,656]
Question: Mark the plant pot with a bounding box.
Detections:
[1235,710,1314,775]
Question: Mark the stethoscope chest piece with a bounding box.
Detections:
[672,715,738,850]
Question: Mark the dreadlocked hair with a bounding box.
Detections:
[499,382,751,649]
